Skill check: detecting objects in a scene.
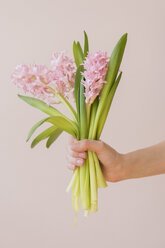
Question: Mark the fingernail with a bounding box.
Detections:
[76,159,83,165]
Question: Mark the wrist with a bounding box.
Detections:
[113,153,131,182]
[116,153,127,182]
[106,152,127,182]
[119,151,138,181]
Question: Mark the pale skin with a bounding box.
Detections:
[66,137,165,182]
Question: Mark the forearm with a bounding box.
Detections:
[120,140,165,180]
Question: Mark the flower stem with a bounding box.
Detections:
[88,150,97,212]
[92,152,107,188]
[47,86,78,123]
[86,103,91,129]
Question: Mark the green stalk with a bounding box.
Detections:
[66,168,79,192]
[86,103,91,132]
[81,157,90,210]
[80,97,91,210]
[72,170,80,226]
[88,97,98,139]
[71,38,89,212]
[47,86,78,123]
[88,151,97,212]
[88,97,107,190]
[79,83,88,209]
[79,84,87,139]
[72,167,80,212]
[92,152,107,188]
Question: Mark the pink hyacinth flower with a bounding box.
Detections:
[50,51,76,100]
[11,64,54,104]
[81,51,110,104]
[11,51,76,104]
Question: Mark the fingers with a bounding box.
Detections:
[67,137,86,171]
[69,150,87,159]
[67,155,85,167]
[67,136,105,171]
[66,155,85,171]
[67,164,77,171]
[70,139,105,154]
[66,149,86,169]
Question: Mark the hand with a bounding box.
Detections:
[66,136,124,182]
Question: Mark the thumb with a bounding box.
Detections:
[70,139,104,154]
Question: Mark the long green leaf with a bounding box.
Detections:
[73,41,84,68]
[73,40,87,138]
[27,115,78,144]
[92,33,127,138]
[101,33,127,100]
[45,88,77,122]
[56,93,77,122]
[18,95,64,117]
[84,30,89,58]
[26,117,49,142]
[46,128,63,148]
[77,41,84,60]
[18,95,78,129]
[96,72,122,139]
[73,41,80,67]
[31,126,57,148]
[47,116,78,138]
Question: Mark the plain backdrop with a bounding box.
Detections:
[1,0,165,247]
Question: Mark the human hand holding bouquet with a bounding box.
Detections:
[11,31,127,218]
[67,136,123,182]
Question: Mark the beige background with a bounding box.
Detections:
[1,0,165,247]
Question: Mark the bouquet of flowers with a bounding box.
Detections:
[11,31,127,219]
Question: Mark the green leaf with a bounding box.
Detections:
[26,115,78,143]
[47,116,78,138]
[73,41,84,67]
[31,126,57,148]
[91,33,127,139]
[49,90,77,122]
[46,128,63,148]
[26,117,49,142]
[102,33,127,98]
[77,41,84,60]
[73,41,80,67]
[73,40,87,139]
[96,72,122,139]
[18,95,64,117]
[84,30,89,57]
[18,95,78,128]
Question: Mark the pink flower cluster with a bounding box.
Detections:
[81,51,110,104]
[12,50,110,106]
[11,51,76,104]
[50,51,76,100]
